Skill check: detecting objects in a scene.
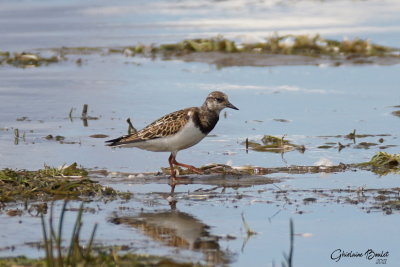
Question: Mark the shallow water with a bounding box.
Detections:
[2,0,400,51]
[1,0,400,266]
[1,57,399,171]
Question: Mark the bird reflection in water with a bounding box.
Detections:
[111,182,233,265]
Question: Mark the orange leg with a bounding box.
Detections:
[168,153,203,179]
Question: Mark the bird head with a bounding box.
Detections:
[204,91,239,113]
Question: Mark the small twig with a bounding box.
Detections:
[81,104,89,127]
[69,108,74,121]
[272,183,282,191]
[81,104,88,119]
[126,118,138,134]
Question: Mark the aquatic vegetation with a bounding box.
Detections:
[155,35,397,57]
[2,34,398,68]
[316,131,394,151]
[342,129,390,141]
[0,51,59,68]
[159,36,238,53]
[366,152,400,168]
[282,219,294,267]
[157,35,397,57]
[161,163,244,176]
[40,201,97,267]
[0,163,130,204]
[52,46,104,55]
[0,252,202,267]
[319,130,390,140]
[0,201,196,267]
[244,135,305,153]
[353,142,378,149]
[359,152,400,176]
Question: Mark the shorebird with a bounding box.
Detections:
[106,91,238,179]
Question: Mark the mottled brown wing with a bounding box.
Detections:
[108,108,193,146]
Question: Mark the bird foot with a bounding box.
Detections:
[186,165,204,174]
[172,162,204,175]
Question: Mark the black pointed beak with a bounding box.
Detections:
[226,101,239,110]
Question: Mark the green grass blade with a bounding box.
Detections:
[41,213,51,267]
[66,202,84,265]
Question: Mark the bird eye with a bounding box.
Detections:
[215,97,223,103]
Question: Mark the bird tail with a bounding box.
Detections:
[105,136,125,147]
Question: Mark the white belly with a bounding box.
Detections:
[128,120,206,153]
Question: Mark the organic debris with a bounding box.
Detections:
[51,46,104,55]
[2,35,399,69]
[159,162,349,178]
[161,163,245,177]
[157,35,397,57]
[317,131,394,150]
[89,134,109,138]
[244,135,305,153]
[45,135,65,141]
[126,118,138,134]
[343,129,379,141]
[0,163,130,204]
[159,37,238,54]
[0,51,59,68]
[252,34,378,56]
[274,187,400,215]
[359,152,400,175]
[391,110,400,117]
[319,130,390,140]
[353,142,378,149]
[0,252,201,267]
[80,104,99,127]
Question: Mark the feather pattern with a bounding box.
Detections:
[106,107,193,146]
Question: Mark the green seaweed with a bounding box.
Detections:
[368,152,400,168]
[0,163,130,204]
[358,152,400,176]
[159,36,238,54]
[1,52,59,68]
[1,34,399,69]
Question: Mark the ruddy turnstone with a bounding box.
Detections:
[106,91,238,179]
